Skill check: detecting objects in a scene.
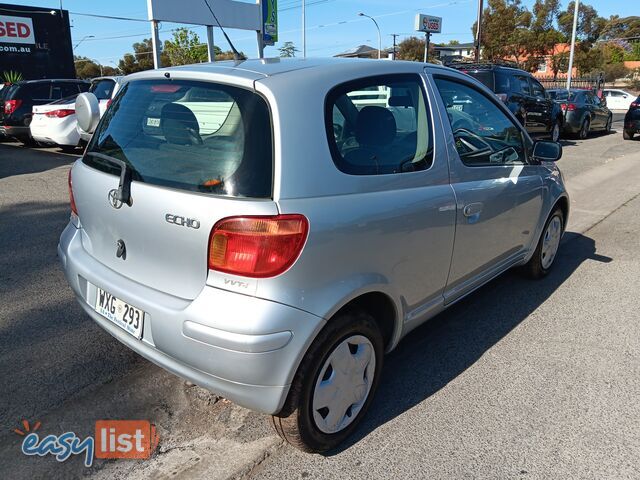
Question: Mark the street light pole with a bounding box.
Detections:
[359,13,381,59]
[475,0,484,62]
[302,0,306,58]
[566,0,580,90]
[73,35,95,50]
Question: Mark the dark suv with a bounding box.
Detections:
[0,79,89,144]
[623,96,640,140]
[449,64,564,142]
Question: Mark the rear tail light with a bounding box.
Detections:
[68,169,78,217]
[631,102,640,108]
[560,103,577,111]
[208,215,309,278]
[496,93,508,102]
[45,109,75,118]
[4,99,22,115]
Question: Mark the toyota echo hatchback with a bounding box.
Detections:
[60,58,568,452]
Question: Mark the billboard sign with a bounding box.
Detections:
[0,15,35,45]
[147,0,261,30]
[262,0,277,45]
[415,14,442,34]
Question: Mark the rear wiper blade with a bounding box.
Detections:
[85,151,134,207]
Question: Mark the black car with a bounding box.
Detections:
[623,96,640,140]
[547,89,612,139]
[449,63,564,142]
[0,79,89,144]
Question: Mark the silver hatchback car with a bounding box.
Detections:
[60,58,568,452]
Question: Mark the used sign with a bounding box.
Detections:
[0,15,35,45]
[415,14,442,34]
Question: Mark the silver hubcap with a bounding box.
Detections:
[312,335,376,434]
[541,216,562,269]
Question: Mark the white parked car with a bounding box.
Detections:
[29,76,122,151]
[603,89,637,111]
[30,95,82,151]
[77,76,123,143]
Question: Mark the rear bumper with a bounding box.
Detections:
[0,125,30,139]
[625,118,640,132]
[30,120,80,147]
[58,223,325,414]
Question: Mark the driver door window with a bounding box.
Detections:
[434,77,527,167]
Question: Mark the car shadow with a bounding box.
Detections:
[0,144,77,179]
[326,232,611,455]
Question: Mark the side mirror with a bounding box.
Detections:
[533,140,562,163]
[75,92,100,134]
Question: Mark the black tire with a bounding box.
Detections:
[550,118,562,142]
[272,309,384,453]
[578,118,590,140]
[60,145,79,153]
[523,207,564,279]
[604,115,612,134]
[623,129,634,140]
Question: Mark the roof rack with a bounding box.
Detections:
[447,59,520,70]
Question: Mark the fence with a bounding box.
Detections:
[537,74,605,92]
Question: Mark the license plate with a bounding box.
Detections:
[451,104,464,111]
[95,287,144,339]
[146,117,161,127]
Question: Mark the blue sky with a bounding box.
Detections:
[4,0,636,66]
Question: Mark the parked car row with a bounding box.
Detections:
[448,63,639,142]
[0,76,122,149]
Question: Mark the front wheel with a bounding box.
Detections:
[523,207,564,279]
[272,309,383,453]
[623,129,634,140]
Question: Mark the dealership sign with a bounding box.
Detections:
[415,14,442,34]
[0,15,35,45]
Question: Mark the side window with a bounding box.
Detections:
[531,79,545,99]
[90,80,116,100]
[516,76,531,95]
[61,83,81,98]
[434,77,527,167]
[326,74,433,175]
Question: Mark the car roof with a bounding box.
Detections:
[91,76,124,83]
[126,57,454,84]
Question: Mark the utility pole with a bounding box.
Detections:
[566,0,580,90]
[391,34,399,60]
[475,0,483,62]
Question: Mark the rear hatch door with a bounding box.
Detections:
[72,77,275,300]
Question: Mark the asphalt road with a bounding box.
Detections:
[0,123,639,478]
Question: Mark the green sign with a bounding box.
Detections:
[262,0,277,45]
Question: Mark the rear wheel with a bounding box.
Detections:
[578,118,590,139]
[623,129,634,140]
[523,207,564,279]
[271,309,383,453]
[604,115,612,134]
[551,119,561,142]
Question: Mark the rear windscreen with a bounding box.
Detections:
[465,71,494,91]
[84,80,273,198]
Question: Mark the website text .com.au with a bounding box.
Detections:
[14,419,160,467]
[0,45,31,53]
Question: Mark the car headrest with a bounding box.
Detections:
[161,103,200,145]
[355,106,397,147]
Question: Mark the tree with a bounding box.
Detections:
[278,41,299,58]
[118,39,169,74]
[472,0,532,67]
[446,40,460,46]
[599,16,640,42]
[550,51,569,79]
[163,28,208,66]
[397,36,435,62]
[602,63,630,85]
[574,44,603,75]
[75,57,117,79]
[557,2,606,43]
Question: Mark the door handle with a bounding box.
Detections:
[463,202,484,217]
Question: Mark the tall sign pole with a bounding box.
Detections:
[475,0,483,62]
[415,14,441,64]
[302,0,306,58]
[566,0,580,90]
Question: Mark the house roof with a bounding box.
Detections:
[335,45,379,57]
